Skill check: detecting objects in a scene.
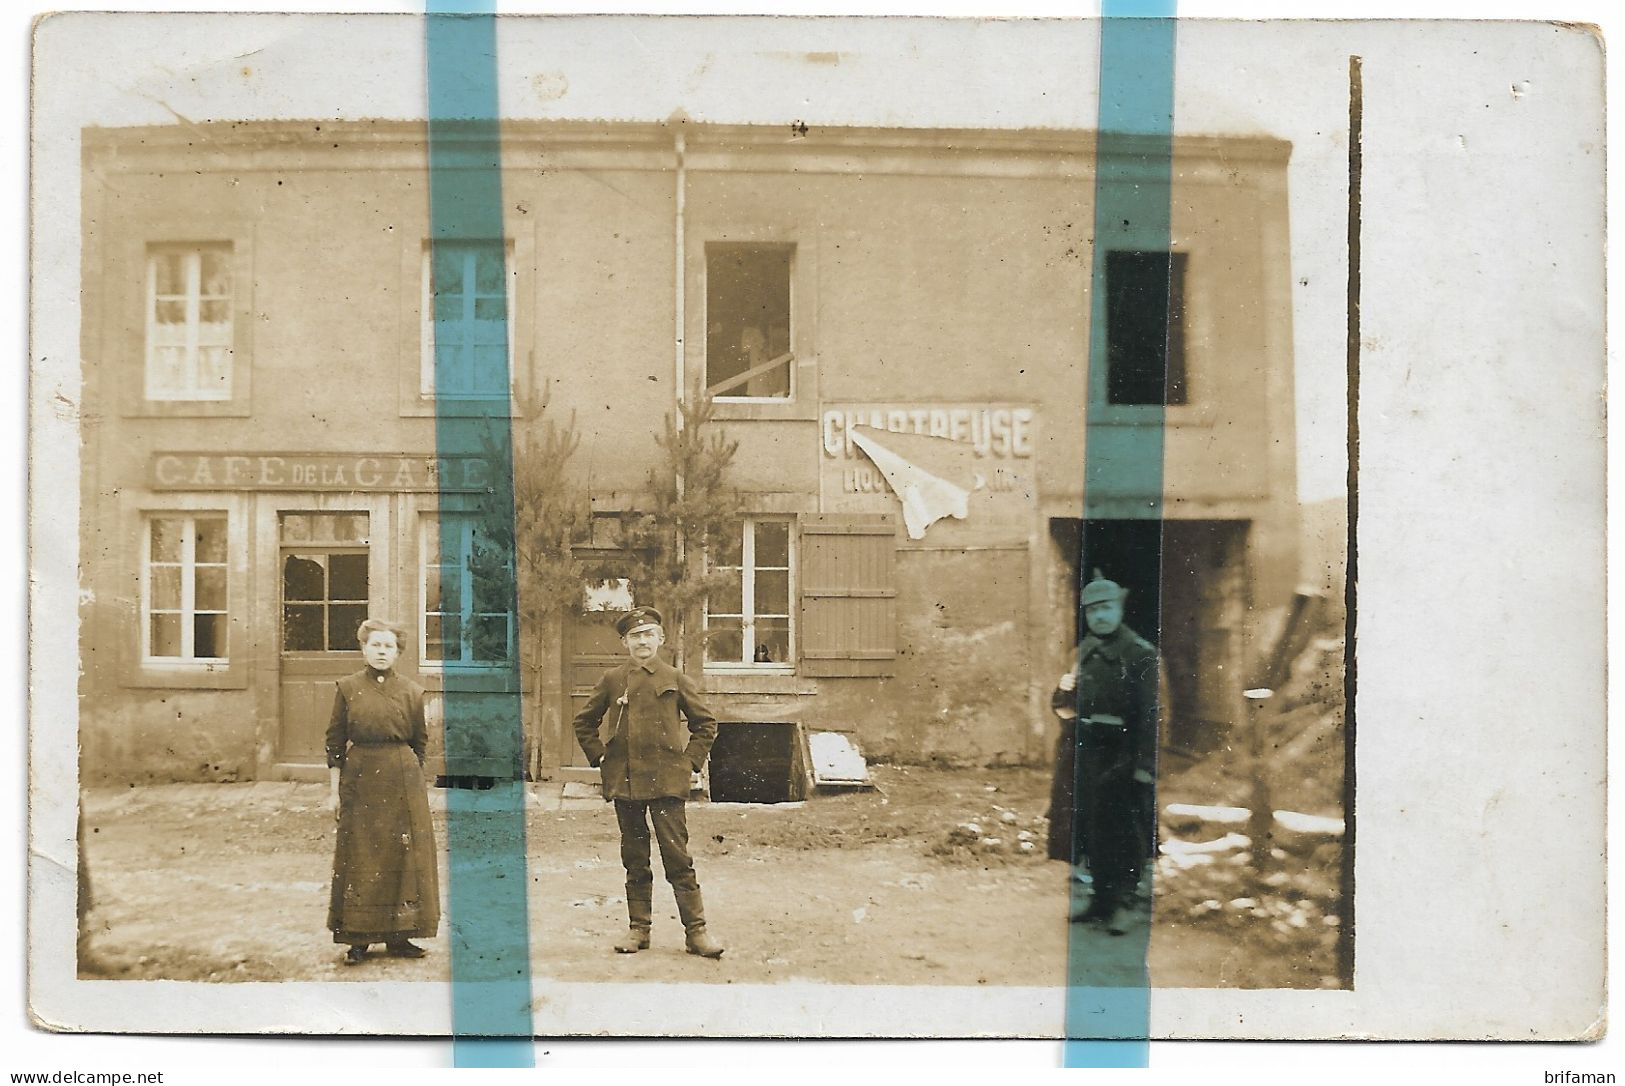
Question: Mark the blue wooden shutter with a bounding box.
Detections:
[799,515,897,677]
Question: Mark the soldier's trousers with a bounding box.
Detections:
[1080,776,1154,906]
[614,797,699,899]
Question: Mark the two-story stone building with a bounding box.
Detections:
[77,119,1298,784]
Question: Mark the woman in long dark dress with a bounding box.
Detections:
[326,618,440,965]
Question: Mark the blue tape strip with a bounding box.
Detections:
[425,5,536,1067]
[1064,4,1176,1069]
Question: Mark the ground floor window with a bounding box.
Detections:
[705,518,793,668]
[143,513,229,662]
[421,514,516,667]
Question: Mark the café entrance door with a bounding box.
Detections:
[277,511,372,767]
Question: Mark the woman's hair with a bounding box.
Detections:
[355,618,406,647]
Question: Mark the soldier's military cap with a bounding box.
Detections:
[1080,571,1126,607]
[616,606,664,637]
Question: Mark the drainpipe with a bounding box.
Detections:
[671,119,689,669]
[673,120,687,427]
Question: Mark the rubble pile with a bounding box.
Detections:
[928,802,1049,865]
[1154,821,1343,985]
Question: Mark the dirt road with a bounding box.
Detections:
[80,766,1317,991]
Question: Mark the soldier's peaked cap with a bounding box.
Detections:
[1081,570,1126,607]
[616,606,664,637]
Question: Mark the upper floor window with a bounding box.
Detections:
[143,514,229,662]
[1105,250,1188,406]
[146,244,234,401]
[420,514,515,667]
[705,518,793,668]
[705,243,793,400]
[421,240,515,400]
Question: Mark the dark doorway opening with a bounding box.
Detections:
[1050,517,1250,752]
[708,721,805,804]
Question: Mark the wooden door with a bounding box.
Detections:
[277,512,371,766]
[557,569,634,771]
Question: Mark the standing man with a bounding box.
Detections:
[572,606,724,958]
[1048,572,1162,935]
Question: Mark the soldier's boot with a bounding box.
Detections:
[674,888,724,959]
[614,889,652,954]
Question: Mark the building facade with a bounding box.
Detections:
[78,120,1298,784]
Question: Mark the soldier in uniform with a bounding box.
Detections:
[1048,573,1161,935]
[572,606,724,958]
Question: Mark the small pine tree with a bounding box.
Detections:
[465,393,607,775]
[617,395,742,674]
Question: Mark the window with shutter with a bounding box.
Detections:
[798,515,897,677]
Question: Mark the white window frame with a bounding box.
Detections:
[144,243,234,402]
[703,242,796,403]
[419,239,518,399]
[705,517,795,672]
[140,513,229,665]
[419,514,516,670]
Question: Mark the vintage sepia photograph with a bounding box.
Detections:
[28,11,1604,1045]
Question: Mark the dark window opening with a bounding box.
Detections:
[705,244,792,399]
[1105,250,1188,406]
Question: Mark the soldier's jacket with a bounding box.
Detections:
[572,654,719,801]
[1050,624,1162,779]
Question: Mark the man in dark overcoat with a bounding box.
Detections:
[1048,573,1161,935]
[572,606,724,957]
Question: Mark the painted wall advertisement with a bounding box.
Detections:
[820,403,1038,543]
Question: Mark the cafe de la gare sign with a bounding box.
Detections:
[149,452,495,492]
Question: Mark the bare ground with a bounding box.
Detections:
[79,765,1333,991]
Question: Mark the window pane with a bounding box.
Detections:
[705,244,792,399]
[473,297,507,322]
[198,347,231,392]
[472,569,513,616]
[281,514,312,544]
[199,248,232,296]
[424,615,449,661]
[434,293,465,324]
[753,618,791,664]
[421,521,442,566]
[149,566,182,610]
[194,518,227,563]
[150,347,186,393]
[328,605,368,651]
[151,251,186,296]
[1105,250,1187,406]
[705,618,743,664]
[150,613,182,657]
[329,554,369,602]
[473,246,505,293]
[332,513,367,543]
[200,299,231,324]
[755,570,790,614]
[150,519,184,562]
[471,614,510,663]
[714,526,743,567]
[754,521,790,567]
[193,613,226,658]
[709,568,742,616]
[195,566,227,611]
[283,604,323,652]
[437,614,464,659]
[424,566,444,613]
[283,554,326,601]
[432,247,465,296]
[435,565,463,613]
[154,299,187,325]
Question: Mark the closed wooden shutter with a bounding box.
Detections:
[799,515,897,677]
